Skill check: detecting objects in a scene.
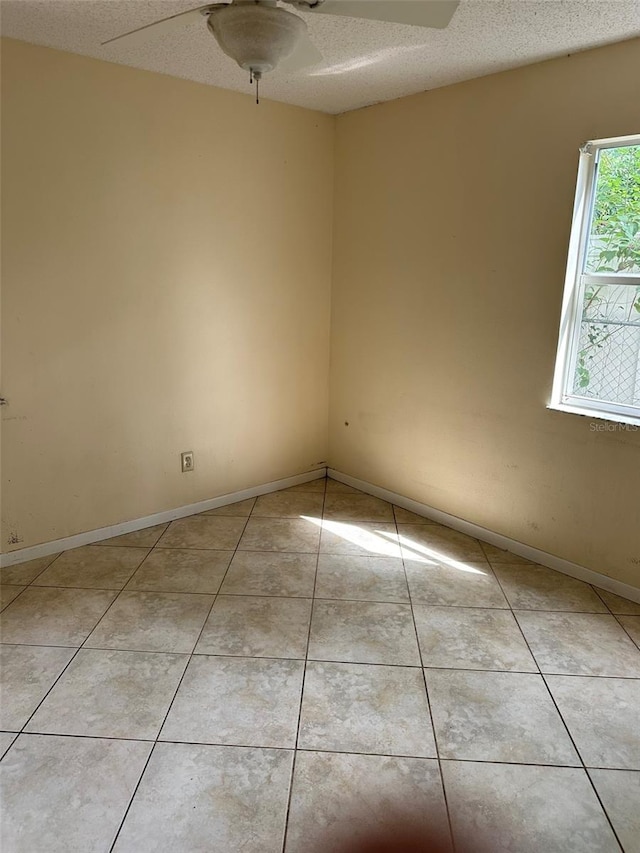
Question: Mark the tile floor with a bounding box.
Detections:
[1,477,639,852]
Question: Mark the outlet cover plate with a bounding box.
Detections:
[181,451,194,473]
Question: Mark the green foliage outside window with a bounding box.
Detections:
[576,145,640,391]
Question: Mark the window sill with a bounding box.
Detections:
[547,402,640,429]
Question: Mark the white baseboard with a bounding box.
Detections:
[328,468,640,604]
[5,464,638,605]
[1,468,327,568]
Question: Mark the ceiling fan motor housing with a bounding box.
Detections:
[207,3,307,74]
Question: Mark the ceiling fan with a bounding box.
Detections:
[102,0,459,100]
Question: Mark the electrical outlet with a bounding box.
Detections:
[181,451,194,473]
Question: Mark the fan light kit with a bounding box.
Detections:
[103,0,460,103]
[208,3,307,100]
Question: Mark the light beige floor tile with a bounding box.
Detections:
[0,586,25,611]
[596,589,640,615]
[219,551,317,597]
[0,645,75,730]
[414,606,537,671]
[113,743,293,853]
[618,615,640,647]
[442,761,619,853]
[157,515,246,550]
[252,491,324,518]
[0,587,117,646]
[125,548,232,594]
[284,751,451,853]
[588,769,640,853]
[99,524,168,548]
[404,559,508,608]
[200,497,256,516]
[85,591,213,653]
[1,554,59,586]
[480,542,535,564]
[34,545,148,590]
[323,493,395,523]
[238,518,320,552]
[0,734,152,853]
[398,524,487,563]
[315,554,409,602]
[546,675,640,770]
[281,477,327,493]
[325,479,360,494]
[195,595,312,658]
[319,521,401,557]
[515,611,640,676]
[0,733,17,758]
[160,655,304,748]
[393,505,435,524]
[26,649,188,740]
[493,563,608,612]
[298,661,436,757]
[308,600,420,665]
[426,669,579,765]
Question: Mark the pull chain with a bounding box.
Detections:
[249,69,261,105]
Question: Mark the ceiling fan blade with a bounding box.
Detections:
[307,0,459,29]
[101,4,224,47]
[277,32,323,74]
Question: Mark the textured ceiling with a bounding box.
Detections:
[2,0,639,113]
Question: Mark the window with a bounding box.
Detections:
[550,135,640,425]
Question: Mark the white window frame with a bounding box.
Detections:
[549,133,640,427]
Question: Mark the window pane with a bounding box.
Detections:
[585,144,640,274]
[571,283,640,406]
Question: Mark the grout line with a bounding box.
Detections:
[592,585,617,614]
[236,547,321,555]
[12,730,157,744]
[488,568,626,852]
[294,749,581,768]
[0,643,192,656]
[0,551,62,600]
[14,647,87,741]
[31,551,64,577]
[29,584,214,595]
[10,584,633,617]
[613,614,640,650]
[0,585,31,612]
[3,580,636,616]
[0,642,85,650]
[3,639,639,680]
[128,544,238,553]
[3,637,639,682]
[539,671,626,852]
[489,573,543,678]
[394,506,457,852]
[0,732,18,761]
[106,510,254,852]
[280,477,328,853]
[105,740,156,850]
[0,729,635,773]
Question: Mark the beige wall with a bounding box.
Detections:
[1,39,334,551]
[330,38,640,588]
[3,37,639,589]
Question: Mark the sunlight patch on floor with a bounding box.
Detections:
[382,531,487,575]
[301,516,486,575]
[301,517,402,558]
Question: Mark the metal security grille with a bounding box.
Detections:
[573,317,640,405]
